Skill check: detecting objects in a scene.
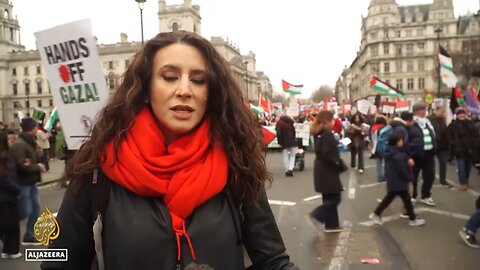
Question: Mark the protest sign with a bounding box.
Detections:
[357,99,371,115]
[35,19,109,149]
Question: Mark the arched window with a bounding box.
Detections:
[172,22,179,32]
[4,9,9,19]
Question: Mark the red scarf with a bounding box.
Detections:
[101,107,228,261]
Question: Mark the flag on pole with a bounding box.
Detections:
[438,45,458,88]
[465,85,480,115]
[32,108,46,123]
[249,103,264,114]
[450,86,463,113]
[282,80,303,95]
[45,107,60,131]
[259,94,270,113]
[370,76,404,97]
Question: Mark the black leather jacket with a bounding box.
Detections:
[41,173,298,270]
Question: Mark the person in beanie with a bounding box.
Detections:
[428,107,451,188]
[369,132,426,227]
[276,115,297,177]
[447,108,479,190]
[408,102,437,206]
[9,117,46,245]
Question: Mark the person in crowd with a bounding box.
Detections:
[48,121,58,160]
[259,115,268,126]
[409,102,436,206]
[447,108,479,191]
[36,123,51,172]
[371,114,388,182]
[428,107,451,188]
[310,111,345,233]
[459,196,480,248]
[0,130,22,258]
[369,132,426,227]
[6,129,17,147]
[41,31,298,270]
[297,112,307,124]
[349,113,367,173]
[270,114,278,124]
[471,114,480,135]
[332,113,343,140]
[0,121,7,134]
[9,118,46,246]
[276,115,297,177]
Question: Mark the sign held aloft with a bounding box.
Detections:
[35,19,109,150]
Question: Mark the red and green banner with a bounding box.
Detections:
[282,80,303,95]
[370,76,404,98]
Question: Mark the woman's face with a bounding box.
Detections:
[149,44,209,140]
[355,115,360,123]
[326,119,335,129]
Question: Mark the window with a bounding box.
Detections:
[406,44,414,55]
[396,79,403,90]
[417,43,425,53]
[417,29,424,36]
[12,83,17,96]
[12,68,16,76]
[24,66,29,76]
[36,65,41,75]
[37,100,42,108]
[37,82,42,94]
[25,82,30,95]
[25,100,30,109]
[107,73,115,90]
[370,32,378,40]
[172,22,179,32]
[384,30,389,39]
[125,59,129,68]
[396,30,401,38]
[418,59,425,71]
[395,44,402,56]
[407,78,414,90]
[49,99,53,107]
[13,102,18,109]
[9,28,13,41]
[383,43,390,54]
[384,62,390,73]
[370,44,378,56]
[396,61,403,72]
[108,61,114,70]
[444,25,449,34]
[418,78,425,89]
[407,60,414,72]
[47,81,51,93]
[371,62,380,73]
[406,30,412,37]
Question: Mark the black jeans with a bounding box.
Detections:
[374,190,416,220]
[0,201,20,254]
[350,145,364,170]
[311,193,341,229]
[436,151,449,185]
[413,151,435,199]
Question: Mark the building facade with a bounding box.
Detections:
[338,0,480,104]
[0,0,271,125]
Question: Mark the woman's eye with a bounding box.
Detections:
[162,76,178,82]
[190,78,207,85]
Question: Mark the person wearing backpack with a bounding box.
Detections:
[371,115,388,182]
[41,32,298,270]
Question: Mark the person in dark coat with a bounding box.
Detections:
[309,111,345,233]
[0,130,22,258]
[369,132,426,227]
[349,113,367,173]
[276,115,297,177]
[447,108,479,190]
[428,107,451,188]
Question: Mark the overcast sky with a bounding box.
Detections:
[13,0,480,98]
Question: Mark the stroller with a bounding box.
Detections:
[294,138,305,171]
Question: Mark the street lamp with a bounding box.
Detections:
[244,60,249,101]
[435,26,443,97]
[135,0,146,45]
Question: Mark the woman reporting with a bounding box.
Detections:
[41,31,297,270]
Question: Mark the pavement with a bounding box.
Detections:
[1,152,480,269]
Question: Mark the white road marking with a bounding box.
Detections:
[303,194,323,202]
[328,221,352,270]
[268,200,297,206]
[348,170,357,199]
[363,164,376,169]
[444,178,480,197]
[359,182,385,189]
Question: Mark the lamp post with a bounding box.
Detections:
[135,0,146,45]
[435,26,443,97]
[244,60,249,101]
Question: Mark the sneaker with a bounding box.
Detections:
[359,169,364,174]
[400,213,409,219]
[324,227,344,233]
[420,197,436,206]
[369,213,383,225]
[22,236,42,246]
[409,218,426,227]
[459,229,480,248]
[1,252,23,259]
[411,198,417,205]
[285,170,293,177]
[440,183,452,188]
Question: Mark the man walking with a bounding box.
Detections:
[409,102,437,206]
[276,115,297,177]
[428,107,451,188]
[9,118,46,245]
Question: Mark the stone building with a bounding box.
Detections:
[337,0,480,104]
[0,0,271,125]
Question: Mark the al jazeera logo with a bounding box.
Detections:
[25,207,68,262]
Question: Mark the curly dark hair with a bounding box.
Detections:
[65,31,270,205]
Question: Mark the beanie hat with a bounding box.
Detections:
[20,118,38,132]
[412,102,428,112]
[455,107,466,115]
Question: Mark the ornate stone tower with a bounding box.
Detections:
[158,0,201,34]
[0,0,23,55]
[429,0,455,20]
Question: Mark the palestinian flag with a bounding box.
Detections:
[450,86,463,113]
[438,45,458,88]
[370,76,404,97]
[249,103,264,114]
[262,127,276,145]
[259,94,271,113]
[45,107,59,131]
[32,108,46,123]
[282,80,303,95]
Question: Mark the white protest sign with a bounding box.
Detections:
[356,99,371,115]
[35,19,109,150]
[286,102,299,117]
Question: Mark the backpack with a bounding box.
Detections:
[377,125,393,157]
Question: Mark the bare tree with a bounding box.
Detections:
[311,85,334,102]
[271,93,287,103]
